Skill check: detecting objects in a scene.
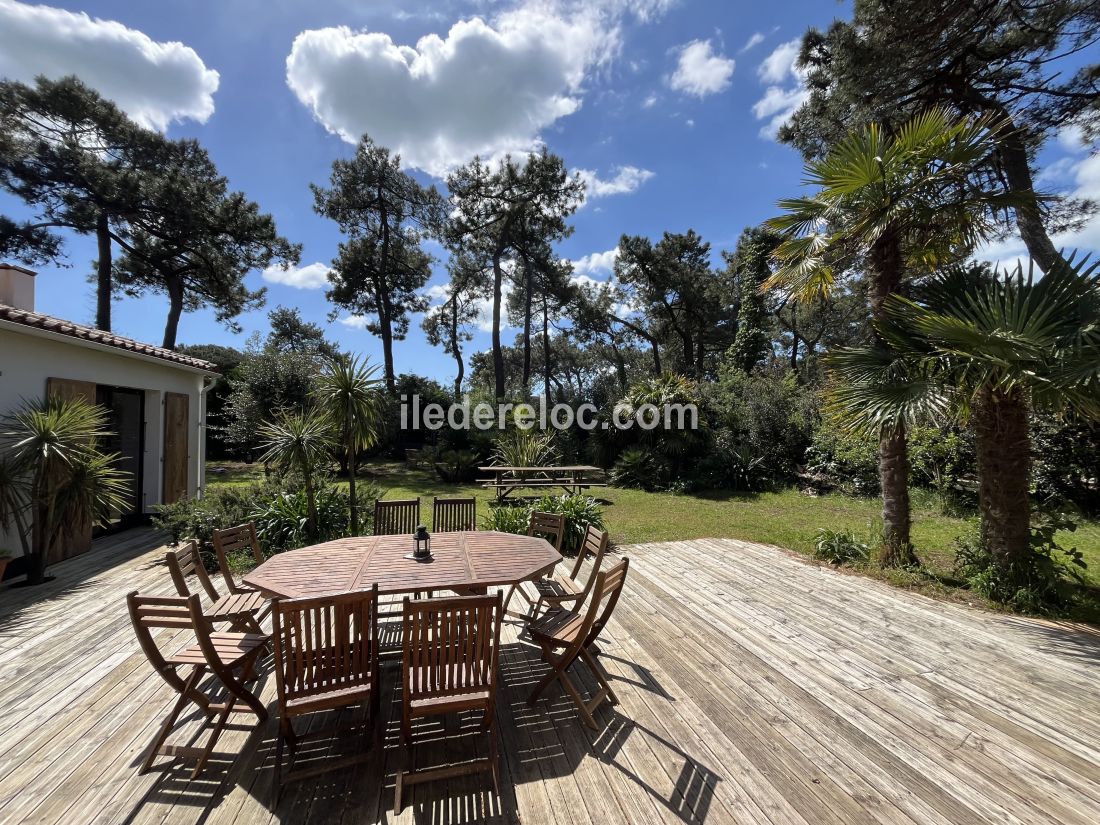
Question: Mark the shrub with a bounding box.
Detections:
[611,448,666,491]
[706,366,817,485]
[482,493,605,555]
[953,512,1087,614]
[804,421,879,496]
[251,483,377,554]
[1031,413,1100,515]
[153,478,288,553]
[693,431,766,492]
[812,528,871,565]
[431,449,480,483]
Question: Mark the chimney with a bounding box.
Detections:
[0,264,36,311]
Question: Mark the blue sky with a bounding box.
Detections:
[1,0,1097,384]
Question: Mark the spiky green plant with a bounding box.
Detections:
[258,409,334,540]
[315,355,383,534]
[1,396,131,584]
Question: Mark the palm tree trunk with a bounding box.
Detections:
[869,226,915,565]
[878,423,913,566]
[973,386,1031,569]
[303,469,318,540]
[346,425,357,535]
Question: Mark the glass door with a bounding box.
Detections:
[95,386,145,530]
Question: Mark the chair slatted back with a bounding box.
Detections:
[271,587,380,708]
[433,497,477,533]
[527,511,566,553]
[165,541,221,603]
[583,558,629,648]
[566,524,609,586]
[374,498,421,536]
[212,523,263,588]
[127,591,201,692]
[402,593,502,702]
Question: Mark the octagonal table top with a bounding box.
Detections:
[243,530,561,599]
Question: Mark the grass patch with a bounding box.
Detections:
[206,459,1100,621]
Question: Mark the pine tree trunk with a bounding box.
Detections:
[521,256,533,396]
[378,295,396,396]
[491,247,506,400]
[162,276,184,350]
[451,297,464,398]
[542,294,552,400]
[95,211,112,332]
[973,386,1031,569]
[868,225,915,565]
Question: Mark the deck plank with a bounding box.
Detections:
[2,532,1100,824]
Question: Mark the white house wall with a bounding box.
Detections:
[0,327,207,552]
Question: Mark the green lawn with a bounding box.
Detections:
[206,459,1100,586]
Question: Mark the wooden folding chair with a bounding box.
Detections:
[212,522,264,594]
[270,586,380,806]
[395,593,503,814]
[165,541,269,631]
[373,498,421,535]
[502,511,565,616]
[127,591,268,778]
[527,558,629,729]
[432,496,477,532]
[528,524,608,621]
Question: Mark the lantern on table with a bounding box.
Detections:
[414,524,431,559]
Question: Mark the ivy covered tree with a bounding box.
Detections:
[726,227,781,373]
[313,134,445,395]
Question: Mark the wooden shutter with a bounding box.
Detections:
[45,377,97,560]
[163,393,189,504]
[46,377,97,405]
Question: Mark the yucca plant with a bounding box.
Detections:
[258,409,334,540]
[491,428,559,468]
[765,108,1018,566]
[1,396,131,584]
[828,255,1100,584]
[315,355,383,534]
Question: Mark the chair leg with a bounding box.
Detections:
[141,666,204,773]
[558,670,599,730]
[272,727,284,810]
[580,647,619,706]
[526,644,563,706]
[192,694,235,779]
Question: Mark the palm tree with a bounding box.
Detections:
[258,409,334,540]
[829,255,1100,579]
[315,355,383,534]
[1,396,131,584]
[765,108,1016,566]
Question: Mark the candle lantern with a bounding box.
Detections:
[414,524,431,559]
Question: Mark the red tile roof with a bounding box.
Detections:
[0,304,218,373]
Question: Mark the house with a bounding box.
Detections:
[0,263,217,568]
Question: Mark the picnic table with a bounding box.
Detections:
[478,464,608,502]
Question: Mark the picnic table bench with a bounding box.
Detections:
[478,464,608,502]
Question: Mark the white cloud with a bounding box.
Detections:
[667,39,734,98]
[642,92,659,108]
[285,5,618,176]
[757,37,799,84]
[578,165,654,198]
[752,38,808,139]
[0,0,218,131]
[262,261,332,289]
[739,32,765,53]
[338,315,370,330]
[571,247,619,278]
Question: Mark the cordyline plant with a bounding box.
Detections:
[258,408,334,541]
[0,396,131,585]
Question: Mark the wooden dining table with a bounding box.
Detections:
[243,530,562,599]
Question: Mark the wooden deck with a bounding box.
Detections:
[2,529,1100,824]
